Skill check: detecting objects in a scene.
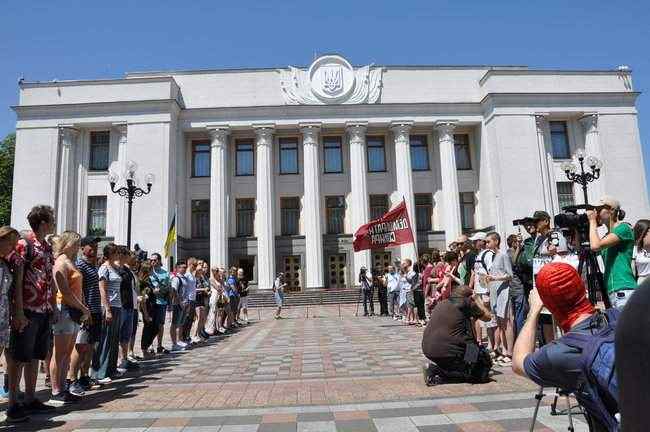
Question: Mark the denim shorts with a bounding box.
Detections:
[274,291,284,307]
[119,308,134,344]
[172,304,186,326]
[52,304,80,336]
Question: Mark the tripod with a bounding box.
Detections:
[576,241,611,309]
[530,386,585,432]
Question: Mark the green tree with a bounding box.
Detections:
[0,133,15,226]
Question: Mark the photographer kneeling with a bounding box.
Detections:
[513,262,619,431]
[421,285,492,385]
[587,196,636,310]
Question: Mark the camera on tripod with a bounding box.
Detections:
[553,204,596,242]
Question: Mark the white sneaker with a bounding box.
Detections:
[116,367,127,375]
[171,344,186,352]
[96,377,112,385]
[393,316,399,321]
[191,336,202,344]
[177,341,188,348]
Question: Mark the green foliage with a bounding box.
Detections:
[0,133,15,226]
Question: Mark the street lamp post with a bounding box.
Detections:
[108,160,154,249]
[560,149,603,205]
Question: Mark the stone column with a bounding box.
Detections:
[391,122,417,260]
[534,114,557,213]
[580,114,605,204]
[435,121,462,244]
[301,123,324,289]
[208,125,230,268]
[347,122,371,280]
[255,125,276,290]
[57,126,79,232]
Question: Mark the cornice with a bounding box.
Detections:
[480,92,640,107]
[12,99,183,118]
[479,69,633,86]
[19,75,179,89]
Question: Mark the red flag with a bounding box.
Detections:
[353,200,415,252]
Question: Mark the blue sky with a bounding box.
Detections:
[2,1,650,191]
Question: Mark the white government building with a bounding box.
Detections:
[11,54,650,291]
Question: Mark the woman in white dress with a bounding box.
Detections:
[633,219,650,284]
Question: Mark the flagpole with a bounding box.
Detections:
[403,196,419,260]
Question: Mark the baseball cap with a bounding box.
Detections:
[531,210,551,221]
[80,236,101,247]
[597,195,620,209]
[468,232,486,241]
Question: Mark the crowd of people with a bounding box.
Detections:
[0,205,252,423]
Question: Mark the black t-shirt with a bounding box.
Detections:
[238,279,249,297]
[421,296,483,360]
[463,251,478,284]
[117,266,134,309]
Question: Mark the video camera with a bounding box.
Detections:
[553,204,597,243]
[512,217,535,227]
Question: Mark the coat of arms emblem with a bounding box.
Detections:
[321,66,344,95]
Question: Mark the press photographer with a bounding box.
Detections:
[358,266,374,316]
[586,196,637,309]
[512,262,620,431]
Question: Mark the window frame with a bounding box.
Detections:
[235,139,255,177]
[190,199,210,239]
[369,194,389,221]
[549,121,571,160]
[323,136,344,174]
[280,197,301,236]
[325,196,346,235]
[556,181,576,210]
[191,140,211,178]
[414,193,433,232]
[279,137,300,175]
[86,195,107,237]
[366,135,387,173]
[459,192,476,230]
[235,198,256,237]
[410,135,430,171]
[454,134,472,171]
[88,130,110,172]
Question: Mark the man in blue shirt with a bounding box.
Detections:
[149,253,171,354]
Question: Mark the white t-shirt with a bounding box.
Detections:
[473,249,494,295]
[184,271,197,301]
[634,246,650,283]
[400,270,416,293]
[274,277,285,293]
[385,272,400,292]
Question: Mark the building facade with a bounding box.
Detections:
[11,55,649,290]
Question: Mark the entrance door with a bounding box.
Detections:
[327,254,347,289]
[282,255,302,292]
[234,256,255,283]
[372,251,392,273]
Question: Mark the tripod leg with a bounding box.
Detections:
[551,391,560,415]
[355,289,361,317]
[565,395,575,432]
[530,386,545,432]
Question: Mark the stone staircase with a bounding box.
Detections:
[247,288,361,307]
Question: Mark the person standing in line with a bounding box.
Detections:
[205,267,223,335]
[125,251,141,365]
[359,266,374,317]
[373,266,388,317]
[192,261,209,342]
[273,272,287,319]
[385,265,401,320]
[632,219,650,285]
[149,253,170,354]
[49,231,89,404]
[0,227,20,419]
[93,243,123,384]
[420,254,434,319]
[6,206,57,423]
[68,237,102,393]
[484,232,513,366]
[237,268,250,324]
[412,257,427,325]
[137,263,157,359]
[469,232,495,350]
[169,261,188,351]
[225,267,238,326]
[115,246,136,374]
[181,258,198,344]
[400,259,417,325]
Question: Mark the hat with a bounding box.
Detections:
[535,262,595,332]
[469,232,486,241]
[531,210,551,221]
[80,236,101,247]
[597,195,620,209]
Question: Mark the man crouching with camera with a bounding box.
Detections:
[421,285,493,385]
[513,262,619,431]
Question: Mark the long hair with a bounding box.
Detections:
[51,231,81,257]
[634,219,650,249]
[0,226,19,242]
[138,262,152,282]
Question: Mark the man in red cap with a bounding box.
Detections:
[512,262,608,430]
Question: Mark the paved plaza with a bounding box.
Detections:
[1,305,590,431]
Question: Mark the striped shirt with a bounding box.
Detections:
[76,258,102,314]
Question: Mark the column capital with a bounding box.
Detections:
[300,123,321,146]
[207,125,230,147]
[58,126,79,144]
[435,121,458,136]
[254,124,275,147]
[390,121,413,134]
[346,122,367,145]
[111,122,128,136]
[533,113,550,129]
[579,113,598,133]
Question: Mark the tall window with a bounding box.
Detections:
[279,137,299,174]
[454,134,472,170]
[410,135,429,171]
[191,200,210,238]
[550,121,571,159]
[281,197,300,236]
[460,192,476,230]
[236,199,255,237]
[369,195,389,220]
[89,131,110,171]
[87,196,107,237]
[326,196,345,234]
[192,140,210,177]
[415,194,433,232]
[323,136,343,173]
[235,139,254,176]
[557,182,575,210]
[366,136,386,172]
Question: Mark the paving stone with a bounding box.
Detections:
[335,419,379,432]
